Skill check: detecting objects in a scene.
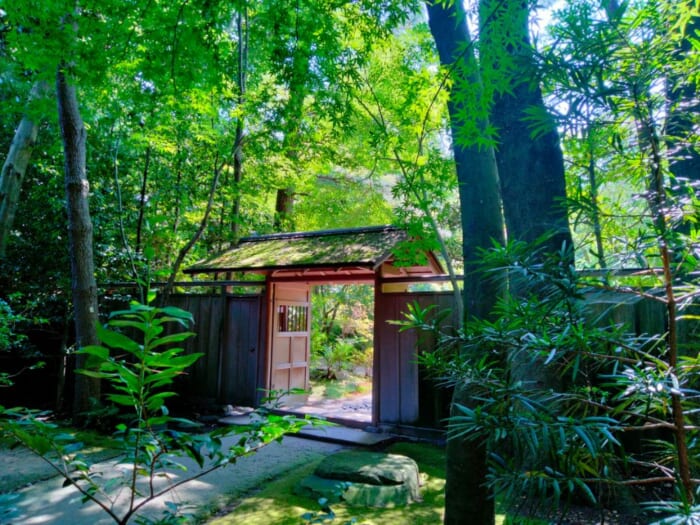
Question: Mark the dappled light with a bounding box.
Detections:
[1,0,699,523]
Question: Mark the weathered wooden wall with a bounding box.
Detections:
[374,291,459,429]
[583,291,667,335]
[219,295,265,407]
[168,293,264,409]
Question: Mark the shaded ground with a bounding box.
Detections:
[1,446,58,493]
[0,444,118,494]
[2,435,346,524]
[0,437,659,525]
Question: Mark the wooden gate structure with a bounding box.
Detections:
[167,225,683,433]
[178,225,453,431]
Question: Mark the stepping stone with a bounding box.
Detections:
[296,425,393,446]
[296,450,422,507]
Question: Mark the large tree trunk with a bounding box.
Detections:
[161,155,222,304]
[56,67,101,422]
[480,0,572,396]
[0,81,47,258]
[274,188,294,230]
[480,0,572,254]
[665,3,700,235]
[135,145,151,253]
[427,2,506,524]
[271,4,311,233]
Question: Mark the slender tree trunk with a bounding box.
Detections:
[638,90,694,503]
[135,145,151,253]
[427,2,505,524]
[161,154,223,303]
[231,1,248,243]
[172,156,183,237]
[0,81,47,258]
[112,136,142,298]
[56,66,101,422]
[586,133,607,269]
[55,306,71,411]
[480,0,572,254]
[232,120,244,241]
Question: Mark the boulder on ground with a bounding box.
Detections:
[296,450,422,507]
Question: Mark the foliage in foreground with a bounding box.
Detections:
[399,240,699,524]
[0,299,313,525]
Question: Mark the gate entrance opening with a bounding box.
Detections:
[275,283,374,424]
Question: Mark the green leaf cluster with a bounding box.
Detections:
[409,238,700,521]
[78,302,197,425]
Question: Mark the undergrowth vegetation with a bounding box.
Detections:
[0,298,315,524]
[399,239,700,524]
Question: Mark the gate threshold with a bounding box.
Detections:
[296,424,394,447]
[218,411,393,447]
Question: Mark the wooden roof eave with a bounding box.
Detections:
[187,260,381,275]
[184,225,447,280]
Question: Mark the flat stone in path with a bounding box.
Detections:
[296,450,422,507]
[296,425,394,446]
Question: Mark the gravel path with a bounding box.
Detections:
[7,436,346,525]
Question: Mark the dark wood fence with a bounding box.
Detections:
[166,291,264,411]
[374,291,458,429]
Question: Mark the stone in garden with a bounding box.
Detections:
[296,450,422,507]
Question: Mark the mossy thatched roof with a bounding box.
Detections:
[186,225,413,275]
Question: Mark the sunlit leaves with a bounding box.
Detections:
[76,300,198,418]
[541,0,700,269]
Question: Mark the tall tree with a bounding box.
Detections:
[427,1,506,523]
[5,1,105,417]
[664,1,700,225]
[0,82,47,258]
[267,0,327,231]
[480,0,572,253]
[230,0,249,243]
[56,64,100,420]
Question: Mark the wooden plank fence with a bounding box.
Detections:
[374,291,458,429]
[167,293,264,410]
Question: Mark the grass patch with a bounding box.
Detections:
[205,439,549,525]
[207,441,446,525]
[313,376,371,400]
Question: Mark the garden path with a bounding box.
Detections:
[281,391,373,425]
[9,436,346,525]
